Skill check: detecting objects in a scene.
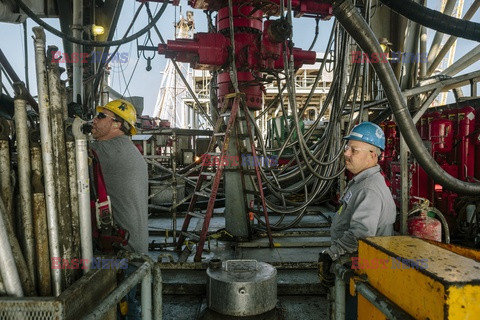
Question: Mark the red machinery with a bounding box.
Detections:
[476,108,480,180]
[155,0,331,109]
[456,106,476,181]
[380,102,480,240]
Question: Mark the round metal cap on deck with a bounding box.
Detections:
[206,260,277,317]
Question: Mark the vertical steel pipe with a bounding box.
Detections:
[0,275,6,295]
[72,0,83,103]
[47,46,74,287]
[153,263,163,320]
[60,80,69,121]
[31,144,52,296]
[171,132,177,242]
[13,82,36,289]
[334,271,346,320]
[419,24,427,79]
[72,118,93,272]
[400,136,409,235]
[0,194,23,297]
[66,138,81,271]
[142,269,153,320]
[32,26,63,296]
[0,119,12,229]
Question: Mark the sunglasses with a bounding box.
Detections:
[96,112,119,121]
[344,144,375,154]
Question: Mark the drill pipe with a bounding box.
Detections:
[0,119,13,229]
[13,82,37,290]
[0,194,23,297]
[31,145,52,296]
[66,138,81,275]
[47,46,74,287]
[33,26,63,296]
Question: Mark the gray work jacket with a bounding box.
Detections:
[325,165,397,261]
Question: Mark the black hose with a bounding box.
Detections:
[333,0,480,196]
[16,0,166,47]
[379,0,480,42]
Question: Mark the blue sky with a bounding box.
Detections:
[0,0,478,116]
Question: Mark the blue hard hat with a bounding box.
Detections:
[344,122,385,151]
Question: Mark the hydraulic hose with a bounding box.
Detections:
[333,0,480,196]
[16,0,166,47]
[379,0,480,42]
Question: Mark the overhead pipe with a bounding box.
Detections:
[72,117,93,272]
[427,0,480,76]
[13,82,36,290]
[0,194,23,297]
[31,143,52,296]
[426,0,457,66]
[439,44,480,77]
[47,46,75,287]
[0,118,13,228]
[333,0,480,196]
[33,26,63,296]
[379,0,480,42]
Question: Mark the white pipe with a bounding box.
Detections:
[31,145,52,296]
[72,0,83,103]
[32,26,63,296]
[141,269,153,320]
[439,44,480,77]
[72,118,93,272]
[427,0,457,66]
[334,269,345,320]
[0,121,12,229]
[13,82,36,289]
[153,264,163,320]
[0,194,23,297]
[47,46,74,287]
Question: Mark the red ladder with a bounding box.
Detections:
[176,94,274,262]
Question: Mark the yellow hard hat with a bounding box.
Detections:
[96,99,137,135]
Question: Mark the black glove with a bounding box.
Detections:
[318,252,335,288]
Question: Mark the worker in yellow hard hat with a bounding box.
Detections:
[91,98,147,318]
[92,99,138,139]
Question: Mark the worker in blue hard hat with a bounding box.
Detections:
[318,122,396,317]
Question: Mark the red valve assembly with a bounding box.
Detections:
[154,0,331,109]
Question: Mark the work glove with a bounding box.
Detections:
[318,251,335,288]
